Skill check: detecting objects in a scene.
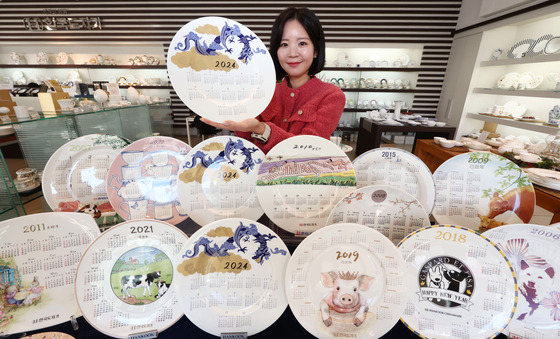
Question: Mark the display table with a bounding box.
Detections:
[356,118,457,155]
[414,139,560,224]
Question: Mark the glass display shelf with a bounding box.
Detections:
[0,148,25,221]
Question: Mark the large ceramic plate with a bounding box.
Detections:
[42,134,130,227]
[106,136,191,224]
[256,135,357,235]
[0,213,100,335]
[75,219,188,338]
[497,72,520,89]
[175,218,290,336]
[507,39,535,59]
[286,223,409,338]
[484,224,560,338]
[326,185,430,245]
[167,16,276,123]
[432,152,535,232]
[398,225,518,339]
[176,136,264,226]
[352,147,436,214]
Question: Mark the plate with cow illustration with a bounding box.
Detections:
[0,213,100,335]
[432,152,535,232]
[167,16,276,123]
[483,224,560,338]
[326,185,431,246]
[106,136,191,224]
[174,217,290,336]
[75,219,189,338]
[256,135,357,236]
[42,134,131,228]
[352,147,436,215]
[176,136,265,226]
[398,225,518,339]
[285,223,409,338]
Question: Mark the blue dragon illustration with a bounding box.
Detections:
[182,221,287,265]
[182,138,262,173]
[174,21,265,64]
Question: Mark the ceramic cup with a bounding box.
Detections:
[13,106,30,120]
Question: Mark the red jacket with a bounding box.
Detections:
[236,76,345,153]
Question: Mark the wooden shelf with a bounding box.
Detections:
[472,87,560,98]
[323,66,441,72]
[466,112,559,134]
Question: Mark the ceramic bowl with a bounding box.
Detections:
[435,122,446,127]
[433,137,445,145]
[440,139,455,148]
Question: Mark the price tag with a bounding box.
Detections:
[0,115,11,124]
[221,333,248,339]
[478,130,490,142]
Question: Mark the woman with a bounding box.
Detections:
[201,7,345,153]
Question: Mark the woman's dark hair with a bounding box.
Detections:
[269,7,325,81]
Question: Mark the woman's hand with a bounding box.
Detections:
[200,117,265,134]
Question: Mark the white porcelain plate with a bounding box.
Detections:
[398,225,518,339]
[0,213,100,335]
[176,135,264,226]
[497,72,520,89]
[544,36,560,55]
[42,134,131,227]
[256,135,356,235]
[507,39,535,58]
[326,185,431,245]
[352,147,436,214]
[175,218,290,336]
[286,223,409,338]
[167,16,276,123]
[432,152,535,231]
[106,136,191,224]
[75,219,188,338]
[483,224,560,338]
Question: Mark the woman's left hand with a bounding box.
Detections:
[200,117,264,134]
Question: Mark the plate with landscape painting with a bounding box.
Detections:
[75,219,188,338]
[106,136,191,224]
[484,224,560,339]
[0,213,99,335]
[256,135,357,236]
[167,16,276,122]
[432,152,535,232]
[175,217,290,336]
[176,136,265,226]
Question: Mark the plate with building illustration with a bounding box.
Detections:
[167,16,276,122]
[175,217,290,336]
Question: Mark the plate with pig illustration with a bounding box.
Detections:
[0,213,99,335]
[326,185,431,246]
[432,152,535,232]
[174,218,290,336]
[285,223,409,338]
[75,219,188,338]
[106,136,191,224]
[483,224,560,339]
[352,147,436,215]
[398,225,518,339]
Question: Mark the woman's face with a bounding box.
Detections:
[277,19,316,87]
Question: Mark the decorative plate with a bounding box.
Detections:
[42,134,131,227]
[286,223,409,338]
[514,72,543,89]
[398,225,518,339]
[255,135,356,236]
[526,34,554,57]
[175,218,290,336]
[75,219,188,338]
[544,36,560,55]
[0,213,100,335]
[432,152,535,232]
[483,224,560,338]
[507,39,535,59]
[352,147,436,215]
[497,72,520,89]
[326,185,431,245]
[176,135,264,226]
[167,16,276,123]
[106,136,191,224]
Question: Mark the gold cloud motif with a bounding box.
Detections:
[171,49,239,72]
[195,24,220,35]
[178,163,206,184]
[202,142,225,152]
[207,226,234,238]
[177,253,251,277]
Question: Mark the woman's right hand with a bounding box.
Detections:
[200,117,265,134]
